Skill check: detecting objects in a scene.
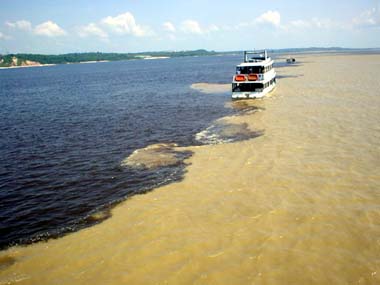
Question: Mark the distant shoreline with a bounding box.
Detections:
[0,57,172,70]
[1,48,379,70]
[0,64,55,70]
[76,60,110,64]
[0,57,171,69]
[0,49,215,68]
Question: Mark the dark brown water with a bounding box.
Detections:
[0,56,241,249]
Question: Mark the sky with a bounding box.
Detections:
[0,0,379,54]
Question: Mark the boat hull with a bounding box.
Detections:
[232,82,276,99]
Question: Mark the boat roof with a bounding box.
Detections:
[244,50,267,62]
[237,57,273,67]
[237,50,273,67]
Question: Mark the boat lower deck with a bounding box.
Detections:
[232,80,276,99]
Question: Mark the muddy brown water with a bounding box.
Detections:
[1,53,380,284]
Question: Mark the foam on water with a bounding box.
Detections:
[196,121,264,145]
[190,82,231,94]
[121,143,193,169]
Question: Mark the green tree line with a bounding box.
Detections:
[0,50,217,67]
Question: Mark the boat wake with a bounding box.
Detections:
[191,83,230,94]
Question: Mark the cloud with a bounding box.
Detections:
[0,31,10,40]
[311,18,338,29]
[288,20,312,29]
[283,17,346,32]
[4,19,67,37]
[6,20,32,31]
[163,22,176,32]
[232,10,281,30]
[101,12,152,37]
[282,6,380,31]
[78,23,108,39]
[255,10,281,27]
[181,20,203,34]
[167,34,176,40]
[180,20,219,35]
[34,21,66,37]
[352,7,380,27]
[207,24,219,32]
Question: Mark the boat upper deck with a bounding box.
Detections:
[237,58,273,67]
[233,50,276,83]
[237,50,273,68]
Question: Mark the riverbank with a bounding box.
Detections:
[1,53,380,284]
[0,50,216,68]
[0,64,55,70]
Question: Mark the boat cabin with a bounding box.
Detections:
[231,50,276,99]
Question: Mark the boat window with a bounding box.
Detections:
[236,66,264,74]
[232,83,264,92]
[264,65,272,73]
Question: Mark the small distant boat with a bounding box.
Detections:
[232,50,276,99]
[286,57,296,63]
